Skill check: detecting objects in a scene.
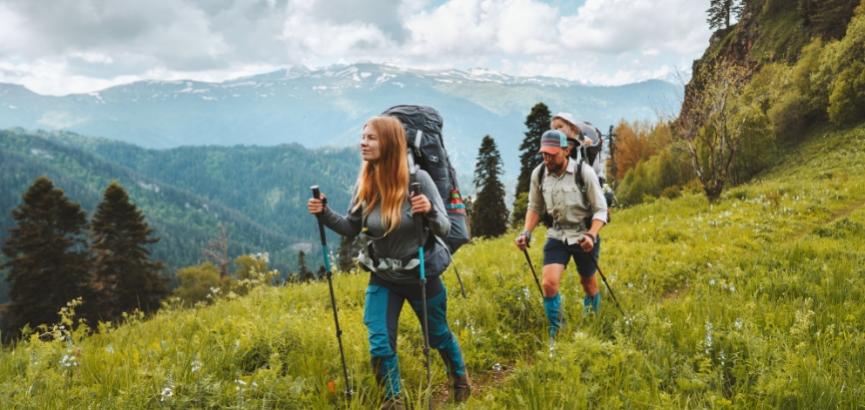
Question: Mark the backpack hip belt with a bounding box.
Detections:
[358,234,436,274]
[551,220,583,231]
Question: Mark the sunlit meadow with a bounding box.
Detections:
[1,125,864,409]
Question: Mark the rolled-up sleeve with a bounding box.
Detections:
[527,165,545,215]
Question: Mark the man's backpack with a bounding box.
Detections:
[382,105,470,253]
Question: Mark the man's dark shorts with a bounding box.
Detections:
[542,236,601,277]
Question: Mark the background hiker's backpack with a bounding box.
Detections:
[382,105,470,253]
[575,120,616,212]
[575,121,603,166]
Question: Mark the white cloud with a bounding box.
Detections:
[0,0,712,95]
[560,0,709,54]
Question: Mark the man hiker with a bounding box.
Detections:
[514,129,608,348]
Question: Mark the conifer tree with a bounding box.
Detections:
[90,182,167,320]
[297,250,313,281]
[707,0,741,30]
[1,177,92,338]
[513,102,551,226]
[472,136,509,238]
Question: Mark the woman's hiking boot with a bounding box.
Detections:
[380,397,404,410]
[453,373,471,403]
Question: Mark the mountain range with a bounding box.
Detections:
[0,63,682,180]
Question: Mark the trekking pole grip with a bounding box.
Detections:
[311,185,327,243]
[409,182,424,241]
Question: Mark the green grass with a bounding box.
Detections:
[2,125,865,409]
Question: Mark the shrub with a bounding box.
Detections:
[828,62,865,125]
[173,262,225,304]
[731,103,777,184]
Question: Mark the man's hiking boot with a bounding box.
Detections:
[453,373,471,403]
[380,397,404,410]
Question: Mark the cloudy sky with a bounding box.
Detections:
[0,0,712,96]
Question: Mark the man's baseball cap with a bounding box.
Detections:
[539,130,568,154]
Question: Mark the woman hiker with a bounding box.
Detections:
[307,116,470,408]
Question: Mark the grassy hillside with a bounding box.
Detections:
[1,124,863,408]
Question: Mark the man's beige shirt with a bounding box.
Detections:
[528,159,608,245]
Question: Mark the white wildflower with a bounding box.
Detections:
[491,363,503,372]
[59,353,78,368]
[704,321,713,355]
[734,318,743,330]
[160,386,173,402]
[191,359,202,373]
[160,377,175,402]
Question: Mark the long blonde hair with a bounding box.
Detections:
[352,116,409,235]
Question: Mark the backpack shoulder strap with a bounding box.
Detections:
[574,158,586,192]
[574,159,591,209]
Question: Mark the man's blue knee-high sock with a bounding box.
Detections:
[543,293,562,338]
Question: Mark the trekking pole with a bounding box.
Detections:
[452,264,467,298]
[521,248,544,299]
[311,186,352,398]
[591,254,627,317]
[410,182,433,408]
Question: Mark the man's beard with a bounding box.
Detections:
[545,161,562,174]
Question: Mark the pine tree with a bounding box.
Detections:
[512,102,551,226]
[1,177,92,338]
[297,250,313,281]
[90,182,167,321]
[472,136,509,238]
[707,0,738,30]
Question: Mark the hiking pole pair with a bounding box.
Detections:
[310,186,352,398]
[410,181,433,409]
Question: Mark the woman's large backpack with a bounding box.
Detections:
[382,105,471,254]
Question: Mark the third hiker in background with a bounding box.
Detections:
[552,112,616,210]
[514,129,608,351]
